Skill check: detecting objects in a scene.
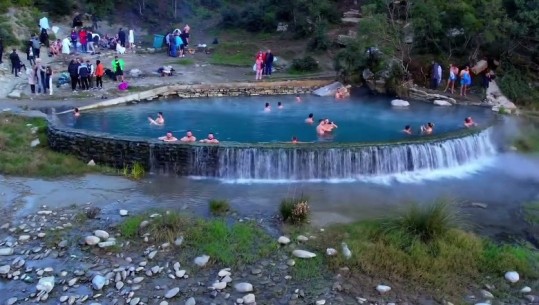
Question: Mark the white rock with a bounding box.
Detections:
[0,264,10,274]
[376,285,391,293]
[434,99,452,106]
[30,139,40,147]
[236,298,244,304]
[342,242,352,259]
[480,289,494,298]
[86,160,96,167]
[391,99,410,107]
[194,255,210,267]
[243,294,256,304]
[160,302,169,305]
[18,235,30,241]
[68,278,78,286]
[133,277,144,283]
[119,209,128,216]
[297,235,309,242]
[151,266,160,274]
[148,250,158,260]
[326,248,337,256]
[234,282,253,292]
[165,287,180,298]
[176,270,186,278]
[521,286,532,293]
[8,89,21,98]
[6,297,17,305]
[92,275,107,290]
[0,248,13,256]
[174,236,184,246]
[185,297,196,305]
[85,236,101,246]
[278,236,291,245]
[218,269,231,277]
[98,241,116,248]
[94,230,110,240]
[292,250,316,259]
[129,69,142,78]
[139,220,150,228]
[316,300,326,305]
[36,276,55,293]
[474,303,491,305]
[116,281,124,290]
[222,275,232,283]
[212,281,227,290]
[505,271,519,283]
[130,297,140,305]
[37,210,52,215]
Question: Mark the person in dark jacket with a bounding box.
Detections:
[9,49,21,77]
[0,38,4,64]
[264,49,274,76]
[40,29,49,48]
[118,28,126,47]
[68,59,80,91]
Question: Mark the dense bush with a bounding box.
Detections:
[209,199,230,215]
[290,56,319,72]
[280,197,310,224]
[308,24,331,51]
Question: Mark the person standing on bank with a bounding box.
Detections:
[118,28,126,48]
[430,61,441,89]
[0,38,4,64]
[111,55,125,82]
[31,34,41,59]
[95,59,104,89]
[9,49,21,77]
[264,49,274,77]
[68,59,80,92]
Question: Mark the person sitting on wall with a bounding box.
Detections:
[180,130,197,142]
[158,131,177,142]
[148,112,165,125]
[199,132,219,144]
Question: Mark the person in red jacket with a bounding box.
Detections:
[79,29,88,53]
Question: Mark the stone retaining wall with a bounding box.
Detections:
[70,80,332,113]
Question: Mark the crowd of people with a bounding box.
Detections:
[165,25,190,57]
[430,61,493,97]
[254,49,275,80]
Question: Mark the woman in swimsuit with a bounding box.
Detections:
[460,66,471,97]
[148,112,165,125]
[421,122,434,135]
[444,64,458,94]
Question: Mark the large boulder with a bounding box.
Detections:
[312,82,344,97]
[434,99,452,106]
[486,81,517,113]
[391,99,410,107]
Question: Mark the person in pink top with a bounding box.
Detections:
[255,57,263,80]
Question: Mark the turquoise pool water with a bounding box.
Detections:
[60,94,494,143]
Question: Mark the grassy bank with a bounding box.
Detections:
[210,42,257,67]
[118,211,276,266]
[514,126,539,153]
[306,201,538,297]
[0,114,111,177]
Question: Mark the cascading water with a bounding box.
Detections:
[185,129,497,181]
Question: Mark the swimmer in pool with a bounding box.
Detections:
[291,136,298,144]
[323,118,338,132]
[158,131,178,142]
[180,130,197,142]
[464,117,477,128]
[403,125,412,135]
[148,112,165,125]
[264,102,271,112]
[199,132,219,144]
[316,119,326,135]
[73,107,80,117]
[278,102,283,109]
[421,122,434,135]
[296,95,301,102]
[305,113,314,124]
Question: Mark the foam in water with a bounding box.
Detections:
[181,129,497,183]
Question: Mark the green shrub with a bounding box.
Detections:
[121,162,145,180]
[308,24,331,51]
[280,197,310,224]
[209,199,230,216]
[377,200,463,245]
[290,56,319,73]
[514,127,539,153]
[119,215,145,239]
[147,212,190,243]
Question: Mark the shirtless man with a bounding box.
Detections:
[148,112,165,125]
[464,117,477,128]
[264,102,271,112]
[199,132,219,144]
[278,102,283,109]
[291,136,298,144]
[158,131,178,142]
[316,119,326,135]
[421,122,434,135]
[402,125,412,135]
[180,130,197,142]
[73,107,81,117]
[305,113,314,124]
[323,118,338,132]
[296,95,301,102]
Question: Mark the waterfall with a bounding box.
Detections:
[185,129,497,180]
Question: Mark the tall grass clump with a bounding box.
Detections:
[148,212,190,243]
[280,196,310,224]
[313,200,539,297]
[118,215,145,239]
[209,199,230,215]
[122,162,146,180]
